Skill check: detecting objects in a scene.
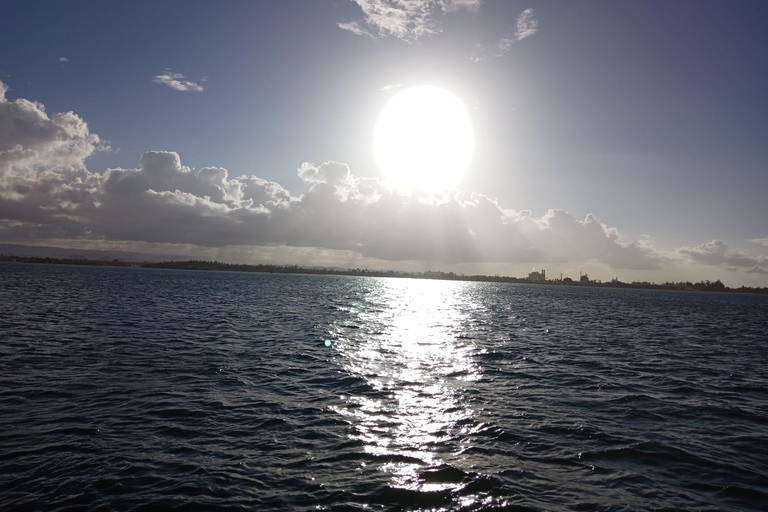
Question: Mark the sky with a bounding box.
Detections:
[1,0,767,286]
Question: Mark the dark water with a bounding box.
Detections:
[1,263,767,511]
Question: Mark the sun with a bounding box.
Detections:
[374,86,474,192]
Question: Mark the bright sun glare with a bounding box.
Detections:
[374,86,474,192]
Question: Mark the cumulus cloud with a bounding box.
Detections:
[472,8,537,62]
[152,70,204,92]
[0,83,105,237]
[750,237,768,247]
[0,80,103,177]
[91,157,665,267]
[678,240,768,269]
[340,0,481,41]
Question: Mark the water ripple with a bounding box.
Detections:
[1,263,767,511]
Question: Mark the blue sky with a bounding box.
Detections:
[1,0,767,285]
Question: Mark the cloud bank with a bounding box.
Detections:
[678,240,768,274]
[1,80,766,280]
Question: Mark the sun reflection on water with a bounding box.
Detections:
[331,278,481,493]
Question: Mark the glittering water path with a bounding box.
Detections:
[1,263,767,511]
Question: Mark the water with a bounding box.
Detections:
[1,263,767,511]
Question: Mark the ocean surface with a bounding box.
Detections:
[1,262,767,512]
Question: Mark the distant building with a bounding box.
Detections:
[528,269,546,283]
[580,272,590,284]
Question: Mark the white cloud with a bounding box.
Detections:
[749,237,768,247]
[338,21,376,38]
[58,57,69,63]
[0,81,105,234]
[497,38,513,53]
[514,8,538,41]
[472,8,537,62]
[678,240,768,269]
[0,80,103,175]
[152,70,204,92]
[379,83,402,91]
[441,0,482,13]
[341,0,480,41]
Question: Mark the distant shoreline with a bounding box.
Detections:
[3,254,766,295]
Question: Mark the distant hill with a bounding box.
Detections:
[0,244,184,263]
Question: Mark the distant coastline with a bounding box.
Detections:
[2,254,766,295]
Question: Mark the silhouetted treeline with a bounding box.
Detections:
[0,255,135,267]
[141,260,487,280]
[2,255,767,294]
